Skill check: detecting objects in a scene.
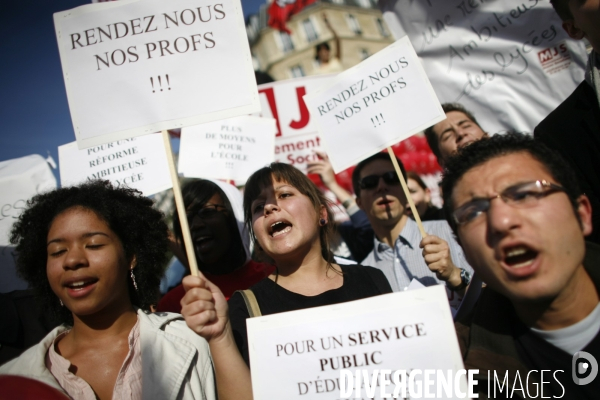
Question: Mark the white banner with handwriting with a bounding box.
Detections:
[379,0,588,134]
[54,0,259,149]
[304,37,444,172]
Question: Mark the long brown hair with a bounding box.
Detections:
[243,163,335,264]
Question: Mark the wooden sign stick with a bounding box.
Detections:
[387,147,427,239]
[162,130,200,277]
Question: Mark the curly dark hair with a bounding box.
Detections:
[424,103,483,163]
[9,180,169,326]
[441,132,582,233]
[243,162,336,264]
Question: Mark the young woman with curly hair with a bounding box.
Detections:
[179,163,392,400]
[0,180,216,400]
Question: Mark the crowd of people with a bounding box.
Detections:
[1,0,599,398]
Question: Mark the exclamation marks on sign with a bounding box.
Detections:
[150,75,172,93]
[225,162,234,169]
[371,113,386,128]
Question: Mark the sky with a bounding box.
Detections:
[0,0,266,182]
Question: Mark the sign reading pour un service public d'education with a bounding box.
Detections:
[54,0,259,149]
[247,285,469,400]
[304,36,445,173]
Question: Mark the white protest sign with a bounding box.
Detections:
[248,285,467,399]
[255,75,333,173]
[58,133,172,196]
[54,0,259,149]
[178,116,276,182]
[304,36,445,172]
[379,0,588,134]
[0,155,57,292]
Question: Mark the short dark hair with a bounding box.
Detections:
[243,163,335,263]
[424,103,483,162]
[9,180,169,326]
[173,179,246,271]
[315,42,331,60]
[441,133,582,233]
[550,0,572,21]
[352,152,406,197]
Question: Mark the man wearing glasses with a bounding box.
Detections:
[442,133,600,398]
[352,152,473,299]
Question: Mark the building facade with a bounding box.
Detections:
[246,0,395,80]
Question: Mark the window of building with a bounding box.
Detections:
[290,65,305,78]
[347,14,362,35]
[302,18,319,43]
[376,18,390,37]
[331,0,344,4]
[356,0,372,8]
[359,48,369,61]
[279,31,295,53]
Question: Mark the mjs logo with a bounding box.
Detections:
[573,351,598,386]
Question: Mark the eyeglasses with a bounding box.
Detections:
[453,180,566,225]
[188,204,228,220]
[359,171,400,190]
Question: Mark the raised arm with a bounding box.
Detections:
[181,275,253,400]
[306,151,355,211]
[323,14,341,60]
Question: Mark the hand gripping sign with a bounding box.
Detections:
[247,285,473,399]
[304,36,444,237]
[54,0,259,149]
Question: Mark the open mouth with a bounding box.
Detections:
[65,278,98,291]
[504,246,538,269]
[194,235,214,245]
[270,221,292,237]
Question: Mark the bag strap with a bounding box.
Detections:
[236,289,262,318]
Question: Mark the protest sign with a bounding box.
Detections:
[0,155,57,292]
[379,0,589,134]
[304,36,444,172]
[58,133,172,196]
[54,0,259,149]
[178,116,276,182]
[248,285,468,399]
[255,75,333,173]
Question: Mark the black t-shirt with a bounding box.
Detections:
[228,264,392,365]
[515,323,600,399]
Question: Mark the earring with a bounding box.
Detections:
[59,299,64,307]
[130,269,138,291]
[319,218,327,226]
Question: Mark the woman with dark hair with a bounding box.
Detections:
[157,179,275,312]
[405,171,444,221]
[179,163,391,400]
[0,181,216,400]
